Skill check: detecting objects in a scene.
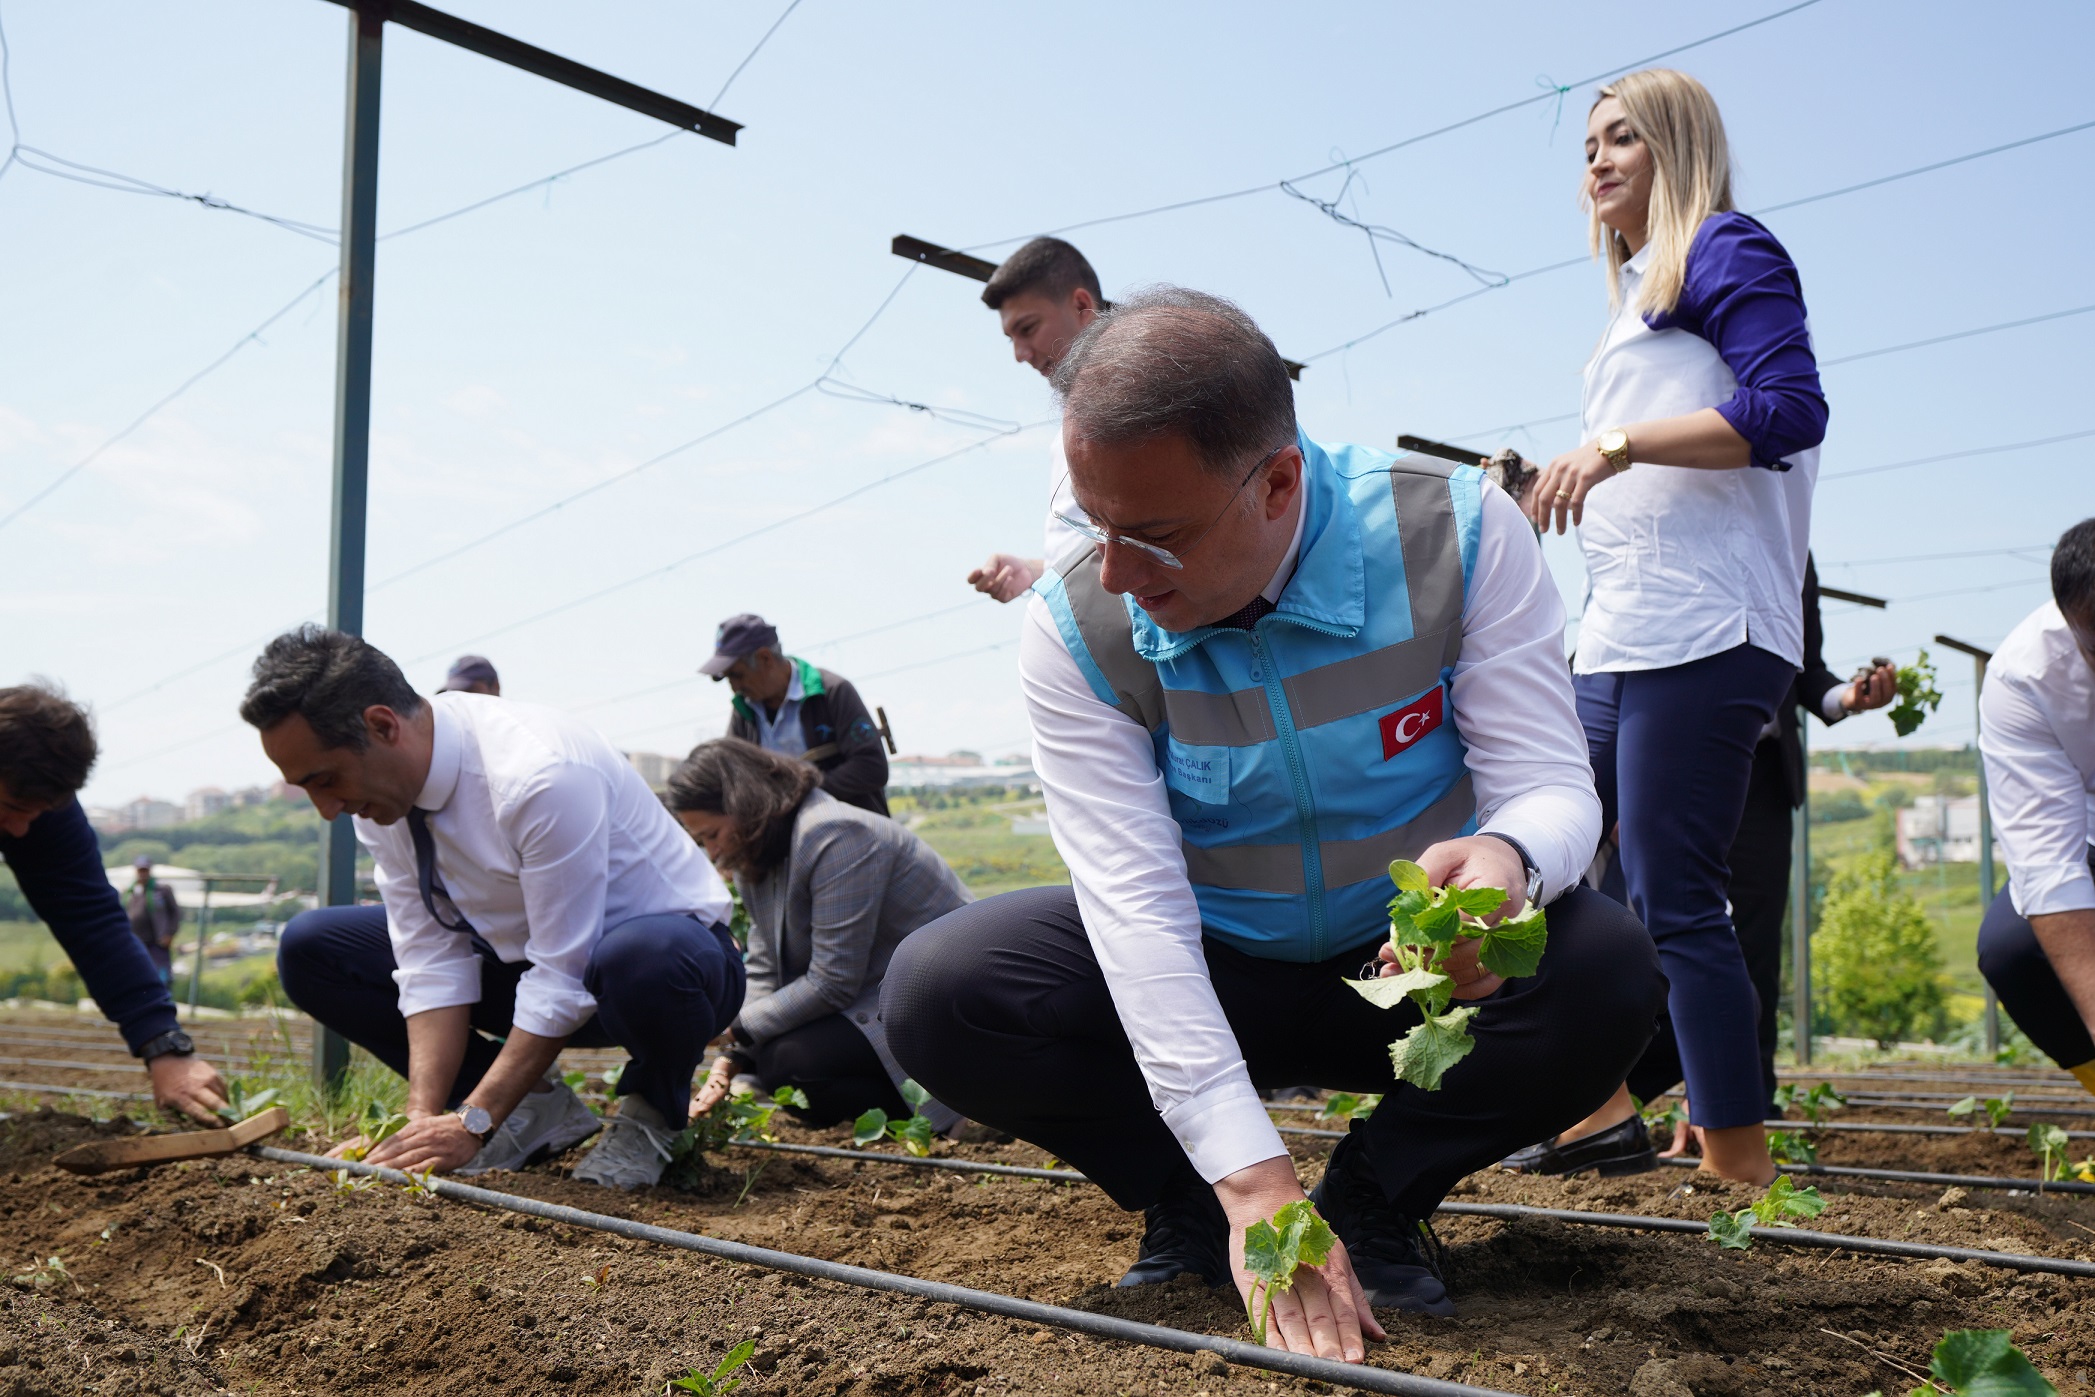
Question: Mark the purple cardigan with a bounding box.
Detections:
[1648,212,1828,470]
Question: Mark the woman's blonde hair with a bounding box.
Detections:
[1587,68,1734,316]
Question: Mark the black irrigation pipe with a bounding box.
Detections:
[0,1054,249,1074]
[1777,1119,2095,1141]
[1433,1202,2095,1277]
[731,1139,1086,1183]
[1840,1095,2095,1118]
[0,1041,250,1065]
[1654,1155,2095,1197]
[250,1147,1511,1397]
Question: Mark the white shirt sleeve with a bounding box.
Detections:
[364,821,483,1020]
[1820,686,1850,724]
[1452,486,1602,900]
[503,767,616,1037]
[1021,601,1286,1184]
[1983,666,2095,917]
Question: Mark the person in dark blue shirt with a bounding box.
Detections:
[0,684,227,1121]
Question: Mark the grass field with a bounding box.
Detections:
[899,791,1069,899]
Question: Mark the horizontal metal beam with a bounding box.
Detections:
[894,232,1308,381]
[1820,584,1888,608]
[1935,632,1994,662]
[317,0,739,145]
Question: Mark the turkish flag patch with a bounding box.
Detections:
[1379,687,1446,760]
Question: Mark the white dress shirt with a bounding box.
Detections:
[358,693,732,1037]
[1980,600,2095,918]
[1043,431,1089,565]
[750,663,807,757]
[1573,243,1817,673]
[1022,481,1600,1183]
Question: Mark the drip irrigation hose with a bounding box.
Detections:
[1432,1202,2095,1277]
[1653,1154,2095,1196]
[1776,1119,2095,1141]
[249,1146,1513,1397]
[731,1139,1084,1182]
[1839,1095,2093,1118]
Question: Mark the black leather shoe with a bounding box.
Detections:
[1308,1128,1455,1317]
[1116,1173,1230,1288]
[1498,1114,1657,1177]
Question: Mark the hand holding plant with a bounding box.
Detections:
[1888,650,1944,738]
[1242,1201,1336,1346]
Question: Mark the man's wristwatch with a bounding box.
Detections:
[1597,428,1632,473]
[1478,832,1546,908]
[137,1028,195,1063]
[453,1104,495,1144]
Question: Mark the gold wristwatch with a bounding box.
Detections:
[1597,428,1632,472]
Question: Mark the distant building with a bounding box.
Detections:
[625,751,679,792]
[887,753,1038,791]
[1896,795,2004,867]
[117,797,181,832]
[184,787,233,822]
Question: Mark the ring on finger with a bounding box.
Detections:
[1554,489,1572,501]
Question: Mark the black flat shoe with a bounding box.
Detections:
[1116,1172,1230,1288]
[1308,1127,1455,1317]
[1498,1114,1656,1177]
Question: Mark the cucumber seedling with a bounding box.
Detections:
[1947,1093,2013,1131]
[2029,1123,2071,1184]
[1345,859,1547,1090]
[1765,1129,1818,1166]
[1707,1176,1826,1250]
[1242,1200,1336,1346]
[1863,1327,2058,1397]
[1887,650,1944,738]
[1773,1081,1845,1126]
[215,1079,281,1123]
[663,1085,811,1190]
[1316,1093,1381,1123]
[665,1339,756,1396]
[340,1103,408,1162]
[853,1080,938,1158]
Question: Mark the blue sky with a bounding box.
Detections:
[2,0,2089,807]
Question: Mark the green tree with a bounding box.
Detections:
[1815,851,1947,1048]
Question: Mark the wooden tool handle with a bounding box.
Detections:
[53,1107,292,1175]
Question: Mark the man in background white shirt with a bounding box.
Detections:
[886,289,1663,1361]
[965,236,1102,603]
[245,627,741,1190]
[1978,518,2095,1094]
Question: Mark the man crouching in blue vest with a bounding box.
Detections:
[883,287,1665,1359]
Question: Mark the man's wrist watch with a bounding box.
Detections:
[453,1104,495,1144]
[137,1028,195,1063]
[1597,428,1632,472]
[1478,831,1546,908]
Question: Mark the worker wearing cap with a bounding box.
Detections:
[704,614,890,817]
[1978,518,2095,1096]
[125,854,182,985]
[440,655,500,697]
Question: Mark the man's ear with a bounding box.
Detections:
[364,704,403,747]
[1070,287,1098,320]
[1262,446,1305,522]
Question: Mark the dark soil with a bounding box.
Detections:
[5,1106,2095,1397]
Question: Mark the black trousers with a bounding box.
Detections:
[1978,849,2095,1070]
[883,884,1664,1217]
[748,1013,907,1128]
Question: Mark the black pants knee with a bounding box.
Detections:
[1978,853,2095,1070]
[748,1014,907,1128]
[883,884,1665,1217]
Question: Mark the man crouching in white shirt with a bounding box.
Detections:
[1978,518,2095,1097]
[242,626,742,1189]
[883,288,1665,1360]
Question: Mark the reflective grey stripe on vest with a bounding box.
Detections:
[1058,549,1167,731]
[1181,774,1477,894]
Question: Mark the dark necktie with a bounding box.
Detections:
[1212,594,1277,631]
[406,807,474,933]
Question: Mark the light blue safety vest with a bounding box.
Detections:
[1034,435,1484,964]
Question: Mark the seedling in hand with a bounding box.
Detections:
[1887,650,1944,738]
[1242,1200,1336,1346]
[341,1104,408,1162]
[666,1339,756,1395]
[215,1079,281,1123]
[1874,1328,2059,1397]
[1947,1093,2014,1131]
[1346,859,1547,1089]
[1707,1176,1826,1250]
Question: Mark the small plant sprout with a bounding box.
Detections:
[1879,1328,2060,1397]
[9,1254,77,1293]
[1316,1093,1381,1123]
[1772,1081,1846,1126]
[665,1339,757,1396]
[1888,650,1944,738]
[1765,1130,1819,1166]
[1706,1176,1827,1250]
[1638,1094,1688,1139]
[1346,859,1548,1090]
[663,1085,811,1190]
[1241,1200,1336,1346]
[852,1081,939,1157]
[2029,1123,2071,1184]
[1947,1094,2014,1132]
[581,1263,610,1294]
[215,1079,281,1123]
[562,1069,590,1094]
[341,1102,409,1162]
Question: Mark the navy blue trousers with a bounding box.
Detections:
[278,905,744,1124]
[1577,642,1796,1130]
[1977,851,2095,1071]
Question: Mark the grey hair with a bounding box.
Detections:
[1048,286,1296,476]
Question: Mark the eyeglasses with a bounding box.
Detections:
[1054,443,1288,571]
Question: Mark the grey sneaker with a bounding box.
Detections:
[456,1078,601,1176]
[571,1094,678,1190]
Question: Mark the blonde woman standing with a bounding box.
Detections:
[1515,70,1824,1186]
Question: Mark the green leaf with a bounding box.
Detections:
[2029,1123,2071,1180]
[1243,1200,1334,1293]
[852,1109,889,1147]
[1476,904,1549,979]
[770,1085,810,1110]
[1448,885,1510,918]
[1409,897,1463,946]
[1346,967,1448,1009]
[899,1078,932,1110]
[1388,859,1430,894]
[1707,1209,1754,1250]
[1927,1329,2057,1396]
[1747,1177,1826,1227]
[1948,1096,1978,1119]
[890,1113,936,1158]
[1388,1007,1477,1091]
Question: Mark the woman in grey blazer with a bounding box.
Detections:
[668,739,972,1127]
